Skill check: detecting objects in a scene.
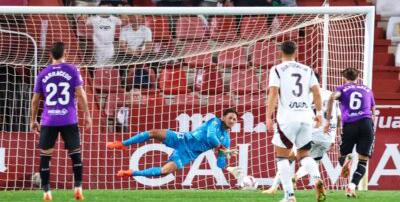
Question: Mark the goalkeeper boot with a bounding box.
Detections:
[74,187,84,200]
[262,186,277,194]
[315,179,326,202]
[43,191,52,201]
[341,154,353,178]
[117,169,134,178]
[107,141,127,151]
[345,183,357,198]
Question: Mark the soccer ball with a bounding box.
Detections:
[240,175,258,190]
[31,172,41,187]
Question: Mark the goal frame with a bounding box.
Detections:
[0,6,375,88]
[0,6,375,190]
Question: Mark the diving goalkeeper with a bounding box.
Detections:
[107,108,243,178]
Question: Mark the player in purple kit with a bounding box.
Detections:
[324,68,376,197]
[31,42,92,201]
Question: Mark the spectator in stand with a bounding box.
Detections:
[119,15,153,59]
[156,0,188,6]
[85,0,122,65]
[280,0,296,6]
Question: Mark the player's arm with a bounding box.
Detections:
[324,91,341,133]
[30,93,41,135]
[217,137,230,169]
[336,103,342,137]
[266,66,280,132]
[75,86,92,127]
[310,85,322,127]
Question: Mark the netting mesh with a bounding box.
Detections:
[0,9,368,190]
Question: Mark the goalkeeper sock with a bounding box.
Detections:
[276,157,295,200]
[351,159,367,185]
[40,154,52,192]
[300,156,321,184]
[123,131,150,146]
[70,151,83,187]
[133,167,162,177]
[338,156,346,167]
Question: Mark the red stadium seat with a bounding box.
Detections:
[126,65,159,94]
[159,68,191,95]
[176,17,208,41]
[103,93,130,118]
[172,94,201,105]
[93,67,125,94]
[210,16,237,42]
[217,46,248,69]
[251,41,280,69]
[183,42,215,68]
[240,16,269,40]
[207,94,235,106]
[230,69,259,95]
[0,0,27,5]
[24,14,81,64]
[194,69,225,95]
[145,16,171,42]
[139,94,166,106]
[238,95,266,106]
[29,0,62,6]
[270,15,299,41]
[260,70,269,92]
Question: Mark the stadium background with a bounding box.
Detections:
[0,0,399,191]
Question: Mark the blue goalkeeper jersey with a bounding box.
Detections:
[185,117,230,168]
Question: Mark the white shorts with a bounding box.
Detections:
[310,140,332,159]
[272,122,313,149]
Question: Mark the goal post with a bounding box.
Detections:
[0,6,375,190]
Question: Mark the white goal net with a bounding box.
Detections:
[0,6,374,190]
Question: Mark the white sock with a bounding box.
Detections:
[349,182,356,190]
[277,158,295,199]
[271,172,281,189]
[295,165,308,179]
[300,156,321,184]
[289,160,296,178]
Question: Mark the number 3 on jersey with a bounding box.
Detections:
[45,82,70,106]
[291,73,303,97]
[349,91,363,110]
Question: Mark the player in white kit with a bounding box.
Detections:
[266,41,326,202]
[293,73,342,182]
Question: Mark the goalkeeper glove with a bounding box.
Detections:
[217,145,239,159]
[227,166,244,179]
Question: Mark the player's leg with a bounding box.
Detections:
[295,141,329,180]
[347,118,375,197]
[263,149,296,195]
[296,124,325,202]
[118,150,188,177]
[60,124,84,199]
[271,123,296,201]
[107,129,167,150]
[339,122,358,178]
[38,126,59,201]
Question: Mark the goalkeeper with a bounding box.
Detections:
[107,108,242,178]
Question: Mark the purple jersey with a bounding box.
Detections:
[336,83,375,124]
[33,63,83,126]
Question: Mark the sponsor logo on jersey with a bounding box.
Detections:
[48,108,68,116]
[100,25,111,30]
[348,111,365,117]
[289,101,307,109]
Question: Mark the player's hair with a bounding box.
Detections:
[314,72,321,83]
[280,40,297,55]
[341,68,359,81]
[223,108,238,117]
[51,42,65,60]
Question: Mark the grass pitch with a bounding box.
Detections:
[0,190,399,202]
